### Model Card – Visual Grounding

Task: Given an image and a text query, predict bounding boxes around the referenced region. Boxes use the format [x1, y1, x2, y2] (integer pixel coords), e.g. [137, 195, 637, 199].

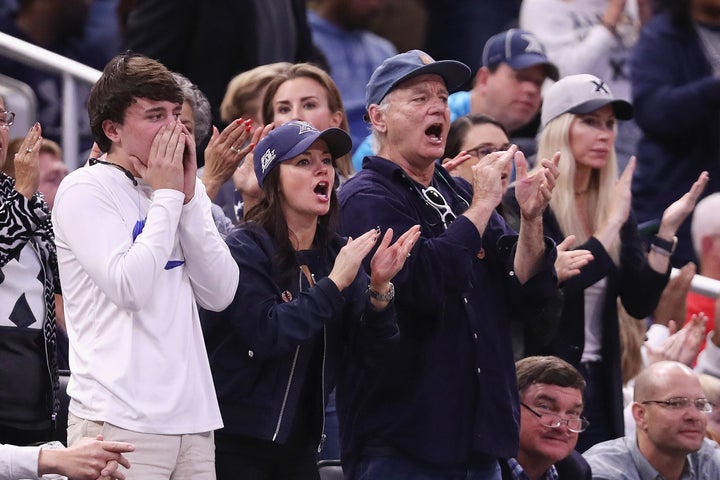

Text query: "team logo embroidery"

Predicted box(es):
[289, 120, 317, 135]
[261, 148, 276, 173]
[591, 79, 609, 94]
[521, 33, 544, 55]
[281, 291, 293, 302]
[419, 53, 434, 65]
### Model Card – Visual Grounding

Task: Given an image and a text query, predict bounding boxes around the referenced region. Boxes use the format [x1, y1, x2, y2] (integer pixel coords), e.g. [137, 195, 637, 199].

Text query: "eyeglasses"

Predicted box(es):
[420, 185, 456, 230]
[0, 111, 15, 128]
[466, 143, 512, 159]
[641, 397, 714, 413]
[521, 402, 590, 433]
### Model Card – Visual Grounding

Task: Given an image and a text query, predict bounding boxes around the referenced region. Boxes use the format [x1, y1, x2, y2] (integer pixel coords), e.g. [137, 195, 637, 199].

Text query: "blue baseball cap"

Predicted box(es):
[482, 29, 559, 81]
[365, 50, 471, 111]
[541, 74, 633, 128]
[254, 120, 352, 187]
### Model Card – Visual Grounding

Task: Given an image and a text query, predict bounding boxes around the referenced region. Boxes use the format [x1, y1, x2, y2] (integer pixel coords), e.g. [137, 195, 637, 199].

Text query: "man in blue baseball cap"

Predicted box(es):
[336, 50, 561, 479]
[351, 29, 558, 168]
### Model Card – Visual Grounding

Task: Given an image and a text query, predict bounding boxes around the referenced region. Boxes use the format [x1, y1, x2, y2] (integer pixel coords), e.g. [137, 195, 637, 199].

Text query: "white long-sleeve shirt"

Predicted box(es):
[52, 164, 239, 434]
[520, 0, 640, 102]
[0, 444, 40, 480]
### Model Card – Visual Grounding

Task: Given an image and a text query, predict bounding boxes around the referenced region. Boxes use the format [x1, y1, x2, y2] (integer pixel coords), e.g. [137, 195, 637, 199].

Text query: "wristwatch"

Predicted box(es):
[368, 282, 395, 302]
[650, 235, 678, 257]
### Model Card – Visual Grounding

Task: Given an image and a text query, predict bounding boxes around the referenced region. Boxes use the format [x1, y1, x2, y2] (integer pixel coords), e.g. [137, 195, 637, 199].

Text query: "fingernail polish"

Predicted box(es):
[236, 119, 244, 125]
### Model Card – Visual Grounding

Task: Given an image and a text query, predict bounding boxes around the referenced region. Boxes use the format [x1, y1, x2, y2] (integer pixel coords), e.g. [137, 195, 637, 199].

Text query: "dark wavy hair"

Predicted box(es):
[244, 166, 339, 286]
[88, 52, 183, 152]
[443, 113, 509, 159]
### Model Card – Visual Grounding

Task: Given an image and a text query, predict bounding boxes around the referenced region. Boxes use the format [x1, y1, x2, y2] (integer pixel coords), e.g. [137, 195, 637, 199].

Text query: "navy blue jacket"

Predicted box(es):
[336, 156, 558, 471]
[200, 223, 398, 447]
[630, 11, 720, 265]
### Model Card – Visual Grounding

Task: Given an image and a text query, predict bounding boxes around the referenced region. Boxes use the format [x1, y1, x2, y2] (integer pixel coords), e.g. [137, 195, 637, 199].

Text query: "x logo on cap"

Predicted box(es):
[592, 80, 609, 93]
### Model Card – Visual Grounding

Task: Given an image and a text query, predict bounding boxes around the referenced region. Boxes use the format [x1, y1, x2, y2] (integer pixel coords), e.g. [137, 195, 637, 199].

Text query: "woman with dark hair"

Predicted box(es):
[201, 120, 419, 479]
[442, 113, 512, 188]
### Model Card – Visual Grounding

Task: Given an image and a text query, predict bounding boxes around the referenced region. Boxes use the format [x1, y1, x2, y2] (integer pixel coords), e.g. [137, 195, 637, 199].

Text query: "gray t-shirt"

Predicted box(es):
[584, 436, 720, 480]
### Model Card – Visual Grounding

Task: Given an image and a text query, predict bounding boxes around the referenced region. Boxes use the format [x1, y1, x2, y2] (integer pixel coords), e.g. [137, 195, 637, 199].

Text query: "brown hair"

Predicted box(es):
[443, 113, 510, 159]
[220, 62, 292, 124]
[261, 63, 354, 179]
[516, 356, 586, 395]
[245, 165, 339, 286]
[88, 52, 183, 152]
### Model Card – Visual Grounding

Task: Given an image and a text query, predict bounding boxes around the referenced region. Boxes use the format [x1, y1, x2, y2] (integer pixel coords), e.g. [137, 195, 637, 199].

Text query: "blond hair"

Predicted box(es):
[220, 62, 292, 124]
[535, 112, 620, 263]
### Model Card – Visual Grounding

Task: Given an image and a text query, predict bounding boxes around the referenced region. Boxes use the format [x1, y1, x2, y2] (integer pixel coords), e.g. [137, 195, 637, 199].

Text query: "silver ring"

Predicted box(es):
[229, 145, 241, 154]
[25, 147, 32, 153]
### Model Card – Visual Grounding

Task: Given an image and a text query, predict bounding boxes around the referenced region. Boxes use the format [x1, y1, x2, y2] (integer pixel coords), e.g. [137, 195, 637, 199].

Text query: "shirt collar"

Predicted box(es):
[629, 436, 696, 480]
[507, 457, 559, 480]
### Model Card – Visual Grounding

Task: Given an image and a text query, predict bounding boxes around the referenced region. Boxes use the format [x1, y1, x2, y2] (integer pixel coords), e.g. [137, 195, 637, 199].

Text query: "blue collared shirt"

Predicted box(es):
[507, 457, 558, 480]
[584, 436, 720, 480]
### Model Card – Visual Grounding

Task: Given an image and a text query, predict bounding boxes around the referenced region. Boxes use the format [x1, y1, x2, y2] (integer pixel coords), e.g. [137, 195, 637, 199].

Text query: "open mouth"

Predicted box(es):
[425, 123, 443, 142]
[314, 181, 329, 200]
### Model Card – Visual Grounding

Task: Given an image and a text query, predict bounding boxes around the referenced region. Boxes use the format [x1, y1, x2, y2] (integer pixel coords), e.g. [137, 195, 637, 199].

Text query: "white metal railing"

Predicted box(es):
[671, 268, 720, 299]
[0, 31, 101, 170]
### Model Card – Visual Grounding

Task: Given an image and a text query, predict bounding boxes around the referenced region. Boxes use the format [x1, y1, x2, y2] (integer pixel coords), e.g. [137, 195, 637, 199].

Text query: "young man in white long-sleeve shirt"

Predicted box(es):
[52, 52, 240, 479]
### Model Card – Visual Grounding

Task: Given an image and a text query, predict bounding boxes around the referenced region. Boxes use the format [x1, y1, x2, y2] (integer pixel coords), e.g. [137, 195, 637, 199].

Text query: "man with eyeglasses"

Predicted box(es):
[502, 356, 591, 480]
[337, 50, 560, 480]
[351, 28, 559, 169]
[584, 361, 720, 479]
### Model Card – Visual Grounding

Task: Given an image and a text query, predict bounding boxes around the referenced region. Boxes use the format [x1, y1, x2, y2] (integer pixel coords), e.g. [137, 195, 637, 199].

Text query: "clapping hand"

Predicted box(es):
[202, 118, 254, 200]
[514, 150, 560, 221]
[554, 235, 594, 283]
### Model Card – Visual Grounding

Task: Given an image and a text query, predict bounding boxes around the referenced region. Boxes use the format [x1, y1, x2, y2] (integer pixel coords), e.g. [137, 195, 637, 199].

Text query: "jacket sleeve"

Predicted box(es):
[0, 444, 40, 480]
[339, 184, 484, 318]
[630, 16, 720, 138]
[0, 184, 47, 268]
[208, 229, 349, 358]
[177, 180, 239, 311]
[341, 268, 400, 368]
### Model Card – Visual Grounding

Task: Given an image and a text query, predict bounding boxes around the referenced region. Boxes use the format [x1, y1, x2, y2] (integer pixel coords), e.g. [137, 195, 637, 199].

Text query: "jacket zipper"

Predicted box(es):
[273, 345, 299, 441]
[317, 324, 327, 453]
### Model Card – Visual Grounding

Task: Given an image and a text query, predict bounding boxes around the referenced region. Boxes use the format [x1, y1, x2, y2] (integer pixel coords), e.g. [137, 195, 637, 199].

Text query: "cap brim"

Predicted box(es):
[506, 54, 559, 81]
[390, 60, 471, 96]
[570, 98, 634, 120]
[283, 127, 352, 162]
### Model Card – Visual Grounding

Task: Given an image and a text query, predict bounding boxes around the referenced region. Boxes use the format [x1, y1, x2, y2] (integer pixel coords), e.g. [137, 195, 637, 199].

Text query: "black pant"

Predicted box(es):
[0, 424, 52, 446]
[215, 433, 320, 480]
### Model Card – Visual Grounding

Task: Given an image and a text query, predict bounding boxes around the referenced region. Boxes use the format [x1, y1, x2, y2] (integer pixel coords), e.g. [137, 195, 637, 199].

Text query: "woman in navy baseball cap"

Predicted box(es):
[202, 120, 420, 479]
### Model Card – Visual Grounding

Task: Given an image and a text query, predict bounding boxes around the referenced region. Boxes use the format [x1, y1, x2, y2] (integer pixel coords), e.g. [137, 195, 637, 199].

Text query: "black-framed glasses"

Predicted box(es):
[0, 110, 15, 128]
[641, 397, 714, 413]
[521, 402, 590, 433]
[466, 143, 512, 159]
[420, 185, 456, 230]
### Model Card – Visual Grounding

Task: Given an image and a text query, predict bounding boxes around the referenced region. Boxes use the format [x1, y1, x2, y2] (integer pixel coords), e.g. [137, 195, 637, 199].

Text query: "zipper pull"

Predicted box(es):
[317, 433, 327, 453]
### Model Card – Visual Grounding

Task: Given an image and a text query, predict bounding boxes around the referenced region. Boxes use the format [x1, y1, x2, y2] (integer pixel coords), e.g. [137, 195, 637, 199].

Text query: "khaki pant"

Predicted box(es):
[67, 412, 216, 480]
